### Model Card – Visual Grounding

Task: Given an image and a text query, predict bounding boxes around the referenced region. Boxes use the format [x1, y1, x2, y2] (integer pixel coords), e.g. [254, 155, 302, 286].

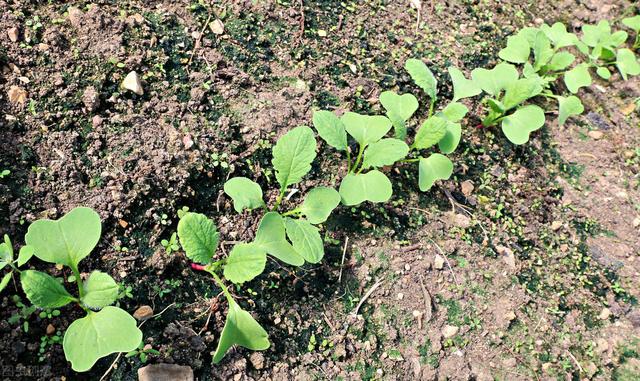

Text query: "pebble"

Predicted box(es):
[633, 217, 640, 228]
[461, 180, 474, 196]
[46, 324, 55, 335]
[7, 27, 20, 42]
[442, 325, 459, 338]
[122, 71, 144, 95]
[598, 307, 611, 320]
[249, 352, 265, 370]
[397, 293, 404, 300]
[133, 305, 154, 321]
[551, 221, 562, 231]
[138, 364, 194, 381]
[588, 130, 604, 140]
[434, 255, 445, 270]
[210, 19, 224, 35]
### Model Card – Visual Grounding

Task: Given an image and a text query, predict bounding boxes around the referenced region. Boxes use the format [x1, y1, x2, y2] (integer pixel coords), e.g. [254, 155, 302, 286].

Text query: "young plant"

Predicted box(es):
[0, 235, 34, 292]
[15, 207, 142, 372]
[623, 15, 640, 49]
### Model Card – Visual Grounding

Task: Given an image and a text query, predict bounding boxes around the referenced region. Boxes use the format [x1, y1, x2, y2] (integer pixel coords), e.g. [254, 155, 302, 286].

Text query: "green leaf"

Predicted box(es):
[177, 212, 219, 265]
[622, 15, 640, 33]
[616, 48, 640, 80]
[21, 270, 75, 308]
[502, 78, 543, 110]
[223, 243, 267, 284]
[582, 20, 611, 47]
[440, 102, 468, 122]
[413, 116, 447, 149]
[25, 207, 101, 268]
[341, 112, 392, 147]
[0, 235, 13, 266]
[63, 306, 142, 372]
[558, 96, 584, 126]
[362, 138, 409, 169]
[405, 58, 437, 100]
[254, 212, 304, 266]
[546, 52, 575, 71]
[81, 271, 119, 309]
[272, 126, 317, 189]
[605, 31, 629, 48]
[471, 63, 519, 96]
[540, 22, 577, 48]
[379, 91, 419, 140]
[17, 245, 34, 267]
[596, 66, 612, 79]
[501, 105, 546, 145]
[418, 154, 453, 192]
[224, 177, 264, 213]
[284, 218, 324, 263]
[212, 300, 269, 364]
[448, 66, 481, 101]
[299, 187, 341, 224]
[0, 272, 11, 293]
[438, 122, 462, 154]
[532, 32, 554, 70]
[564, 64, 592, 93]
[339, 170, 392, 206]
[499, 34, 530, 63]
[312, 110, 347, 150]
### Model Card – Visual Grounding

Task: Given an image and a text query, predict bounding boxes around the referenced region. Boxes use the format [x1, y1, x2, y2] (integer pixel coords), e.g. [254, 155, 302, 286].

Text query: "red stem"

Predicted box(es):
[190, 263, 206, 271]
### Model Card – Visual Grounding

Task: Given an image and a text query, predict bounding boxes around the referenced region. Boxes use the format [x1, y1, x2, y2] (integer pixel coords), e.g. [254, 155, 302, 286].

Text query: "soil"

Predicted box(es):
[1, 0, 639, 380]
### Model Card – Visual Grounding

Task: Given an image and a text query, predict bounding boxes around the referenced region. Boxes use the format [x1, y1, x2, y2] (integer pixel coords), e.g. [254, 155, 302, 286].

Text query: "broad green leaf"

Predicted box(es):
[177, 212, 219, 264]
[284, 218, 323, 263]
[254, 212, 304, 266]
[25, 207, 101, 268]
[272, 126, 317, 189]
[81, 271, 118, 309]
[582, 20, 611, 47]
[223, 243, 267, 284]
[0, 235, 13, 266]
[502, 78, 543, 110]
[17, 245, 34, 267]
[438, 122, 462, 154]
[418, 154, 453, 192]
[616, 48, 640, 80]
[501, 105, 546, 145]
[413, 116, 447, 149]
[440, 102, 468, 122]
[564, 64, 592, 93]
[405, 58, 437, 100]
[499, 34, 530, 63]
[312, 110, 347, 151]
[558, 96, 584, 126]
[622, 15, 640, 33]
[21, 270, 75, 308]
[546, 52, 575, 71]
[533, 32, 554, 70]
[299, 187, 341, 224]
[517, 27, 542, 46]
[379, 91, 418, 140]
[596, 66, 612, 79]
[471, 63, 519, 96]
[341, 112, 392, 147]
[212, 300, 269, 364]
[0, 272, 11, 293]
[604, 31, 629, 49]
[540, 22, 577, 48]
[339, 170, 392, 206]
[64, 306, 142, 372]
[224, 177, 264, 213]
[448, 66, 481, 101]
[362, 138, 409, 169]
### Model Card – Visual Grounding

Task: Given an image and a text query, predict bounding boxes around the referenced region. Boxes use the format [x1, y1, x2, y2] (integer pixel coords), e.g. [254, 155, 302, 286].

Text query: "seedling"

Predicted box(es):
[125, 342, 161, 364]
[16, 207, 142, 372]
[0, 169, 9, 178]
[161, 232, 180, 254]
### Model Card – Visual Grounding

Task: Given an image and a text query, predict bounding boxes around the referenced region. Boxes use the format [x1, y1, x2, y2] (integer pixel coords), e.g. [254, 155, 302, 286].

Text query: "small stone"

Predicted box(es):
[442, 325, 459, 338]
[133, 305, 154, 321]
[138, 364, 194, 381]
[461, 180, 474, 196]
[183, 134, 194, 149]
[82, 86, 100, 112]
[633, 217, 640, 228]
[8, 85, 27, 105]
[122, 71, 144, 95]
[46, 324, 55, 335]
[249, 352, 265, 370]
[598, 307, 611, 320]
[92, 115, 103, 128]
[596, 338, 609, 353]
[504, 311, 516, 321]
[397, 293, 404, 300]
[588, 130, 604, 140]
[7, 27, 20, 42]
[209, 19, 224, 35]
[68, 7, 84, 28]
[503, 357, 517, 367]
[317, 29, 327, 37]
[404, 264, 411, 271]
[534, 18, 544, 25]
[496, 245, 516, 270]
[550, 221, 562, 231]
[412, 310, 422, 318]
[434, 255, 445, 270]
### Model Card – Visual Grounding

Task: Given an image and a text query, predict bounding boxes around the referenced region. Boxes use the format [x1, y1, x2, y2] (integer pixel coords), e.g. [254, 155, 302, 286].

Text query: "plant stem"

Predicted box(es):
[346, 147, 351, 172]
[273, 188, 286, 211]
[351, 144, 365, 174]
[209, 270, 233, 304]
[428, 99, 435, 118]
[70, 263, 84, 299]
[282, 208, 301, 217]
[400, 158, 420, 163]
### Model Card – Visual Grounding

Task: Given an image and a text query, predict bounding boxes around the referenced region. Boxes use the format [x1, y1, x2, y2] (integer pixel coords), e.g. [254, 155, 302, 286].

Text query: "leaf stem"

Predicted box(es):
[346, 147, 351, 173]
[281, 208, 301, 217]
[351, 144, 365, 174]
[209, 270, 233, 304]
[399, 158, 420, 163]
[70, 263, 85, 299]
[273, 188, 286, 211]
[428, 98, 436, 118]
